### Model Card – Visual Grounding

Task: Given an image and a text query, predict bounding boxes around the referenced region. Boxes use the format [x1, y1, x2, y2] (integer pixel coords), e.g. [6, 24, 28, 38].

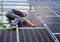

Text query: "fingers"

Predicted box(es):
[31, 24, 36, 27]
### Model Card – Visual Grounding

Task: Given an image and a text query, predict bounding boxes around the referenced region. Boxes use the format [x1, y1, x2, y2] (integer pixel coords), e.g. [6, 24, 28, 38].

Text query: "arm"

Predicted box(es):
[22, 17, 36, 27]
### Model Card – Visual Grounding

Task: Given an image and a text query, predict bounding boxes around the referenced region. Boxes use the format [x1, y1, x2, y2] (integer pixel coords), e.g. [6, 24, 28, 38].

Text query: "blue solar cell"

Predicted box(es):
[0, 30, 5, 42]
[19, 29, 24, 42]
[12, 30, 17, 42]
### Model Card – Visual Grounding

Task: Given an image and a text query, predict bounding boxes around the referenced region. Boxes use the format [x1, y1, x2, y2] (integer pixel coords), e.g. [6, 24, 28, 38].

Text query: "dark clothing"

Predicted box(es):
[13, 10, 24, 17]
[6, 9, 24, 27]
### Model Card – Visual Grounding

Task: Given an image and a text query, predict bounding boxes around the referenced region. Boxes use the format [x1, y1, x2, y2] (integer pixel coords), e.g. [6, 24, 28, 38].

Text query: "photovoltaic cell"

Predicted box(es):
[19, 29, 55, 42]
[0, 29, 17, 42]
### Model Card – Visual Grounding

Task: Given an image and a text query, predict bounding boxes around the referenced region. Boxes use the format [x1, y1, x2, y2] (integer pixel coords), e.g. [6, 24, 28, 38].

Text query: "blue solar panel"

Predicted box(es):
[19, 29, 55, 42]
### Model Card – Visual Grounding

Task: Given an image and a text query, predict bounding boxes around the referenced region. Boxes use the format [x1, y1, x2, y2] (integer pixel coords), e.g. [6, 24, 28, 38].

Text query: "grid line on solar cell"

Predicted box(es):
[37, 29, 44, 42]
[0, 30, 5, 42]
[32, 29, 38, 42]
[28, 29, 37, 42]
[27, 29, 32, 42]
[22, 29, 26, 42]
[34, 29, 44, 42]
[4, 30, 7, 42]
[23, 29, 32, 42]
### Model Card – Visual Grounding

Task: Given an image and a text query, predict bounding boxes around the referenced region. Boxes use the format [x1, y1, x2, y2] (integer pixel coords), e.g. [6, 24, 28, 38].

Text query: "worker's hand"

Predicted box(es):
[31, 24, 36, 27]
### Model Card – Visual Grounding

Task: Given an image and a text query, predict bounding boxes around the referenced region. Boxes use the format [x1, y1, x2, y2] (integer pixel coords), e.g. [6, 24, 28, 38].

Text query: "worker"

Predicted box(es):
[5, 9, 36, 28]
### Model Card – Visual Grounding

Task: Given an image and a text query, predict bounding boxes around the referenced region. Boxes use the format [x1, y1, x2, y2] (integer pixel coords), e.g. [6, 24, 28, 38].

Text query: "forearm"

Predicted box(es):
[22, 17, 36, 27]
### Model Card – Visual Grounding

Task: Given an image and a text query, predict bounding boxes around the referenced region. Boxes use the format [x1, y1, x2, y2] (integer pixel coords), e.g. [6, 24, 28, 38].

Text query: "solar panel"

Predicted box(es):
[0, 29, 17, 42]
[19, 29, 55, 42]
[29, 0, 58, 17]
[29, 0, 60, 42]
[47, 24, 60, 33]
[55, 34, 60, 41]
